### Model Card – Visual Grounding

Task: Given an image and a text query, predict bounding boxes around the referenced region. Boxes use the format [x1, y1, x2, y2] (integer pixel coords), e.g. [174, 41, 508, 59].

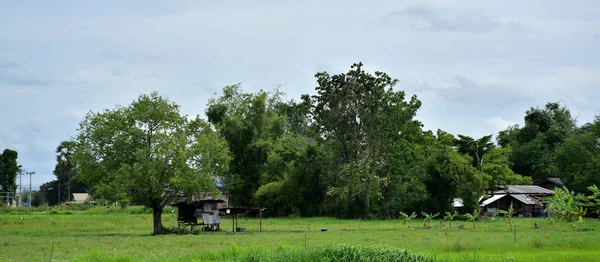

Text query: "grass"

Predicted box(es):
[1, 206, 599, 261]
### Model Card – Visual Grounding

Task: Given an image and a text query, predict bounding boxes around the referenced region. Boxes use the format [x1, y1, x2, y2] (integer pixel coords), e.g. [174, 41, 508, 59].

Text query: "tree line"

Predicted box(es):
[7, 62, 598, 234]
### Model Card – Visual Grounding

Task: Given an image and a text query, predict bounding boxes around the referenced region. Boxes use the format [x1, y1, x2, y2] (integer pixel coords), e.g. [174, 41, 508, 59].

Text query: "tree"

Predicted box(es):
[498, 102, 576, 181]
[454, 134, 495, 173]
[543, 186, 589, 222]
[399, 211, 417, 228]
[206, 84, 286, 207]
[496, 203, 515, 230]
[421, 212, 439, 228]
[54, 141, 77, 202]
[75, 92, 230, 235]
[463, 209, 480, 229]
[555, 116, 600, 193]
[444, 211, 458, 229]
[307, 62, 422, 218]
[0, 149, 19, 196]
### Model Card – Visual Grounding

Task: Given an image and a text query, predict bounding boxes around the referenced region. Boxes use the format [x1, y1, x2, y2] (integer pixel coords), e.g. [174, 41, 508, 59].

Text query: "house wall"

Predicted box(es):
[484, 196, 540, 217]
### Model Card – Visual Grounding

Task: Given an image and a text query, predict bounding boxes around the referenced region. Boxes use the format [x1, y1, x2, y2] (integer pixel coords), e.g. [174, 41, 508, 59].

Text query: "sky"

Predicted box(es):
[1, 0, 599, 189]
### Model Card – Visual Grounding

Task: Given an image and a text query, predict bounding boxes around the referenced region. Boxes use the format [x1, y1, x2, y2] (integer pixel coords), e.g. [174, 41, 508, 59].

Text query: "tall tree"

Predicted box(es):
[454, 135, 495, 173]
[0, 149, 19, 196]
[205, 84, 286, 207]
[306, 62, 422, 218]
[498, 102, 576, 181]
[75, 92, 230, 235]
[556, 115, 600, 193]
[54, 141, 77, 201]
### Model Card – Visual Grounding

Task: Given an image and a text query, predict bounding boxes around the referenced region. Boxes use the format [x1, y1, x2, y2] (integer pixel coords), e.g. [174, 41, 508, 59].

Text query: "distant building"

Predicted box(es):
[65, 193, 97, 205]
[537, 177, 563, 191]
[480, 185, 554, 217]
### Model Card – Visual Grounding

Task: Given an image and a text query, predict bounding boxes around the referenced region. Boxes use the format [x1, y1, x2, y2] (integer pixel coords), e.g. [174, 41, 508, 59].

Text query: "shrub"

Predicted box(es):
[234, 245, 436, 262]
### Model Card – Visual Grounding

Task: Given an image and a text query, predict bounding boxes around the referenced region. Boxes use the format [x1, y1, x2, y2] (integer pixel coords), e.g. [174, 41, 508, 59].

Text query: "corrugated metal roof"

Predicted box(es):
[72, 193, 89, 202]
[511, 194, 541, 206]
[480, 194, 507, 207]
[453, 198, 463, 208]
[507, 185, 554, 194]
[546, 178, 564, 186]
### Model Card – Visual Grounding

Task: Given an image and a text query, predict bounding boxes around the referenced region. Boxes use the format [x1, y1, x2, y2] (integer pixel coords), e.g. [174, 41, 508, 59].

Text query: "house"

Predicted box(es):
[480, 185, 554, 217]
[537, 177, 563, 191]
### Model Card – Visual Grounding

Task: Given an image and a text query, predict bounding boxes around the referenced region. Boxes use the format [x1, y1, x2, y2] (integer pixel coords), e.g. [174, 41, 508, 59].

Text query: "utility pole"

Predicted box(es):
[18, 170, 22, 207]
[26, 171, 35, 209]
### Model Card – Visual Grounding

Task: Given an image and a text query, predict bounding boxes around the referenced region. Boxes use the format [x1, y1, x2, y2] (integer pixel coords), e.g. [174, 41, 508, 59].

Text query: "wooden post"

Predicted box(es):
[259, 209, 263, 232]
[232, 209, 235, 232]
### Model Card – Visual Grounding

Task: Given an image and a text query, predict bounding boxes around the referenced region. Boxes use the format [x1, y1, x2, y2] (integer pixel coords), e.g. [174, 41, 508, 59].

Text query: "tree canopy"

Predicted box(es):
[75, 92, 231, 234]
[54, 62, 599, 225]
[0, 149, 20, 195]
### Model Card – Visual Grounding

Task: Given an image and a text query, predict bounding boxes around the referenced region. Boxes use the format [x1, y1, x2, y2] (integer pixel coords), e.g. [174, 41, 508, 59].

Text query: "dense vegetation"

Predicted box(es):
[203, 63, 599, 218]
[3, 62, 600, 222]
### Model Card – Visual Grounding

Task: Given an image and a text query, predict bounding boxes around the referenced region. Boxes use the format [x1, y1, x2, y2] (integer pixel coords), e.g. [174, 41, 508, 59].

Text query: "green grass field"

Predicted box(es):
[1, 206, 599, 261]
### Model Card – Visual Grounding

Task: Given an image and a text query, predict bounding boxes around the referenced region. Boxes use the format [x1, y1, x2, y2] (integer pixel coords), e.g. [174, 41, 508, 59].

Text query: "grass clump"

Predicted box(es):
[235, 245, 436, 262]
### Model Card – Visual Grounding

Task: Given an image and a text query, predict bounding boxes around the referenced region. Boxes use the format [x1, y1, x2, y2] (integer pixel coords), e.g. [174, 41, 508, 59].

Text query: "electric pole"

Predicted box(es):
[26, 171, 35, 209]
[18, 170, 22, 207]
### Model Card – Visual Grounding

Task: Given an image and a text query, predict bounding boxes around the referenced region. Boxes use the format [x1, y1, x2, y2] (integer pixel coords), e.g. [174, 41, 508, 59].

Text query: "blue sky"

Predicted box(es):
[1, 0, 599, 188]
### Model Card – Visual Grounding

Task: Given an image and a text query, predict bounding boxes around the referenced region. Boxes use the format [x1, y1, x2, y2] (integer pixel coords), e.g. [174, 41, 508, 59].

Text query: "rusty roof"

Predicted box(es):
[506, 185, 554, 194]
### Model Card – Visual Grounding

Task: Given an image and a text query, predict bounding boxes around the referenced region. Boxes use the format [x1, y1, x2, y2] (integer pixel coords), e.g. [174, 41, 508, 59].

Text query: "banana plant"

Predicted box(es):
[399, 211, 417, 228]
[496, 203, 515, 230]
[574, 206, 587, 231]
[463, 209, 479, 229]
[421, 212, 440, 228]
[444, 211, 458, 229]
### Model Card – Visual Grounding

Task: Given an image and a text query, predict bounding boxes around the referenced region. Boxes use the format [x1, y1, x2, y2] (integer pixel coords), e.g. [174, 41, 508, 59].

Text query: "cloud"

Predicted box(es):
[485, 117, 516, 131]
[101, 52, 166, 63]
[430, 75, 529, 106]
[111, 66, 129, 78]
[0, 61, 20, 69]
[0, 71, 63, 86]
[385, 5, 532, 34]
[386, 5, 501, 33]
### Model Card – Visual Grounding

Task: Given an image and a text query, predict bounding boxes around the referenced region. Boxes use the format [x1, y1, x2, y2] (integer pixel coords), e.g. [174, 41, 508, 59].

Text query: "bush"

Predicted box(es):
[234, 245, 436, 262]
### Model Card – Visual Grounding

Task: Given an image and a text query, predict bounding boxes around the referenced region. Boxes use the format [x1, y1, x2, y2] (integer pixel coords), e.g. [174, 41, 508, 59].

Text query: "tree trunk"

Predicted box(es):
[151, 201, 164, 235]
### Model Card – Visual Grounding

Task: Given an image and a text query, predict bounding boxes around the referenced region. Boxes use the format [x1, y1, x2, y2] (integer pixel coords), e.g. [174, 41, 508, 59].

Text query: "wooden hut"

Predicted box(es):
[480, 185, 554, 217]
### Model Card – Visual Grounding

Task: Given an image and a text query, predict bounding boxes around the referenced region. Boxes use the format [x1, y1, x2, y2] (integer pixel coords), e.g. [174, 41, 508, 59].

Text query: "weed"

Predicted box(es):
[532, 239, 543, 249]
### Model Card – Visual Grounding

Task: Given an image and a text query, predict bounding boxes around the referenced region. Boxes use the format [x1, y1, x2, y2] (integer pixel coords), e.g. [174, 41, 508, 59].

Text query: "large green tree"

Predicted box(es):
[0, 149, 19, 196]
[556, 115, 600, 193]
[205, 84, 286, 207]
[75, 92, 230, 235]
[54, 141, 77, 202]
[498, 102, 576, 181]
[306, 62, 423, 218]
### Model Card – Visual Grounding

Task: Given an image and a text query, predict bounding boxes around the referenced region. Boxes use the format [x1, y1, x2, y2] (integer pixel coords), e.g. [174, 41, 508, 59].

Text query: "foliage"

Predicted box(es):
[75, 91, 230, 235]
[588, 185, 600, 216]
[463, 209, 480, 229]
[444, 211, 458, 229]
[496, 203, 515, 230]
[0, 149, 19, 194]
[308, 62, 422, 218]
[498, 102, 576, 181]
[235, 245, 437, 262]
[206, 84, 286, 207]
[543, 187, 590, 222]
[421, 212, 439, 228]
[555, 116, 600, 193]
[399, 211, 417, 228]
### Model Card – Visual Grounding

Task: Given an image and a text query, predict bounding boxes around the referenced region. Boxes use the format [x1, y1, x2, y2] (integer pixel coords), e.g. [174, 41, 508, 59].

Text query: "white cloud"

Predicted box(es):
[485, 117, 517, 131]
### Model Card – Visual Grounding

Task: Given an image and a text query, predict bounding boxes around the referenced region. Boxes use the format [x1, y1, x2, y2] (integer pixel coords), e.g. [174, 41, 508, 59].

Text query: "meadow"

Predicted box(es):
[1, 206, 599, 261]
